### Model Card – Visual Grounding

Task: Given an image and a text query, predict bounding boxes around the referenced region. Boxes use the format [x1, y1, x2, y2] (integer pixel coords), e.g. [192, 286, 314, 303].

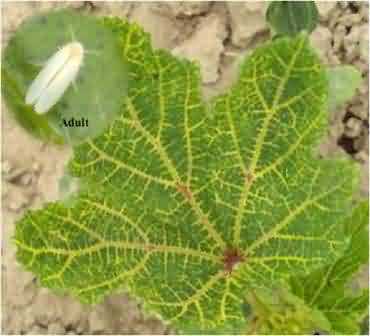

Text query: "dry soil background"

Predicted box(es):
[1, 1, 369, 334]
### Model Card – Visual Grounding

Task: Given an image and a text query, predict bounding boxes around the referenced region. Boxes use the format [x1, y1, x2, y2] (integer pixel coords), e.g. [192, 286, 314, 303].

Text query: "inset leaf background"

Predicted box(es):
[14, 19, 360, 333]
[2, 10, 128, 144]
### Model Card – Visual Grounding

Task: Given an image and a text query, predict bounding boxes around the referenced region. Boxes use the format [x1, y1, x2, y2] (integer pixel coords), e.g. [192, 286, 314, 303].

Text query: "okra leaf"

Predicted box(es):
[266, 1, 319, 36]
[243, 285, 332, 335]
[14, 19, 359, 333]
[290, 201, 369, 334]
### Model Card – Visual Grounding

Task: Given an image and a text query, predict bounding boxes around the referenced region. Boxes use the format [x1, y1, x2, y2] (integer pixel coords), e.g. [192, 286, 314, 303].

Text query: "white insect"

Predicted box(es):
[25, 41, 84, 114]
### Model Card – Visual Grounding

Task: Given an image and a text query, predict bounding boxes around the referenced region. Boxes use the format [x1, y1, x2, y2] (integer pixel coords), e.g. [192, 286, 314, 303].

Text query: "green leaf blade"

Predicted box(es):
[14, 20, 360, 333]
[209, 35, 357, 281]
[244, 285, 332, 335]
[266, 1, 319, 37]
[290, 201, 369, 334]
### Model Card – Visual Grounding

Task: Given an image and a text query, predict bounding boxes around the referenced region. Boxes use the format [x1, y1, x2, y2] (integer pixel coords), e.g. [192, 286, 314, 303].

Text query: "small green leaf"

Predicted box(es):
[361, 314, 369, 335]
[327, 65, 362, 111]
[325, 291, 369, 335]
[290, 201, 369, 334]
[2, 10, 128, 144]
[14, 19, 359, 333]
[266, 1, 319, 36]
[244, 285, 332, 335]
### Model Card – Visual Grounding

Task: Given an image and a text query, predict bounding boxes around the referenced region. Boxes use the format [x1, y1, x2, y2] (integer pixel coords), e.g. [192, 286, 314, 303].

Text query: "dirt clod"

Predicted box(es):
[227, 2, 268, 48]
[345, 117, 363, 138]
[172, 13, 227, 83]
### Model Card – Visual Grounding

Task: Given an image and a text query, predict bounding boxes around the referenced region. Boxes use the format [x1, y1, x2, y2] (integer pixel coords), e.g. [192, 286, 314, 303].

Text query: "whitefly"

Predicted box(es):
[25, 41, 84, 114]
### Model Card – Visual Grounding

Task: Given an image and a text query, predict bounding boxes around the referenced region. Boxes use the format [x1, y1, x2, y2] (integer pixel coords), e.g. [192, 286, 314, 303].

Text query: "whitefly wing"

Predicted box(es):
[34, 48, 82, 114]
[25, 46, 70, 106]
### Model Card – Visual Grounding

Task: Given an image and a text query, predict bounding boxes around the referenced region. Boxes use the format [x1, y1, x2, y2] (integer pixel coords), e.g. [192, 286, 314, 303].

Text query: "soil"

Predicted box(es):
[2, 1, 369, 334]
